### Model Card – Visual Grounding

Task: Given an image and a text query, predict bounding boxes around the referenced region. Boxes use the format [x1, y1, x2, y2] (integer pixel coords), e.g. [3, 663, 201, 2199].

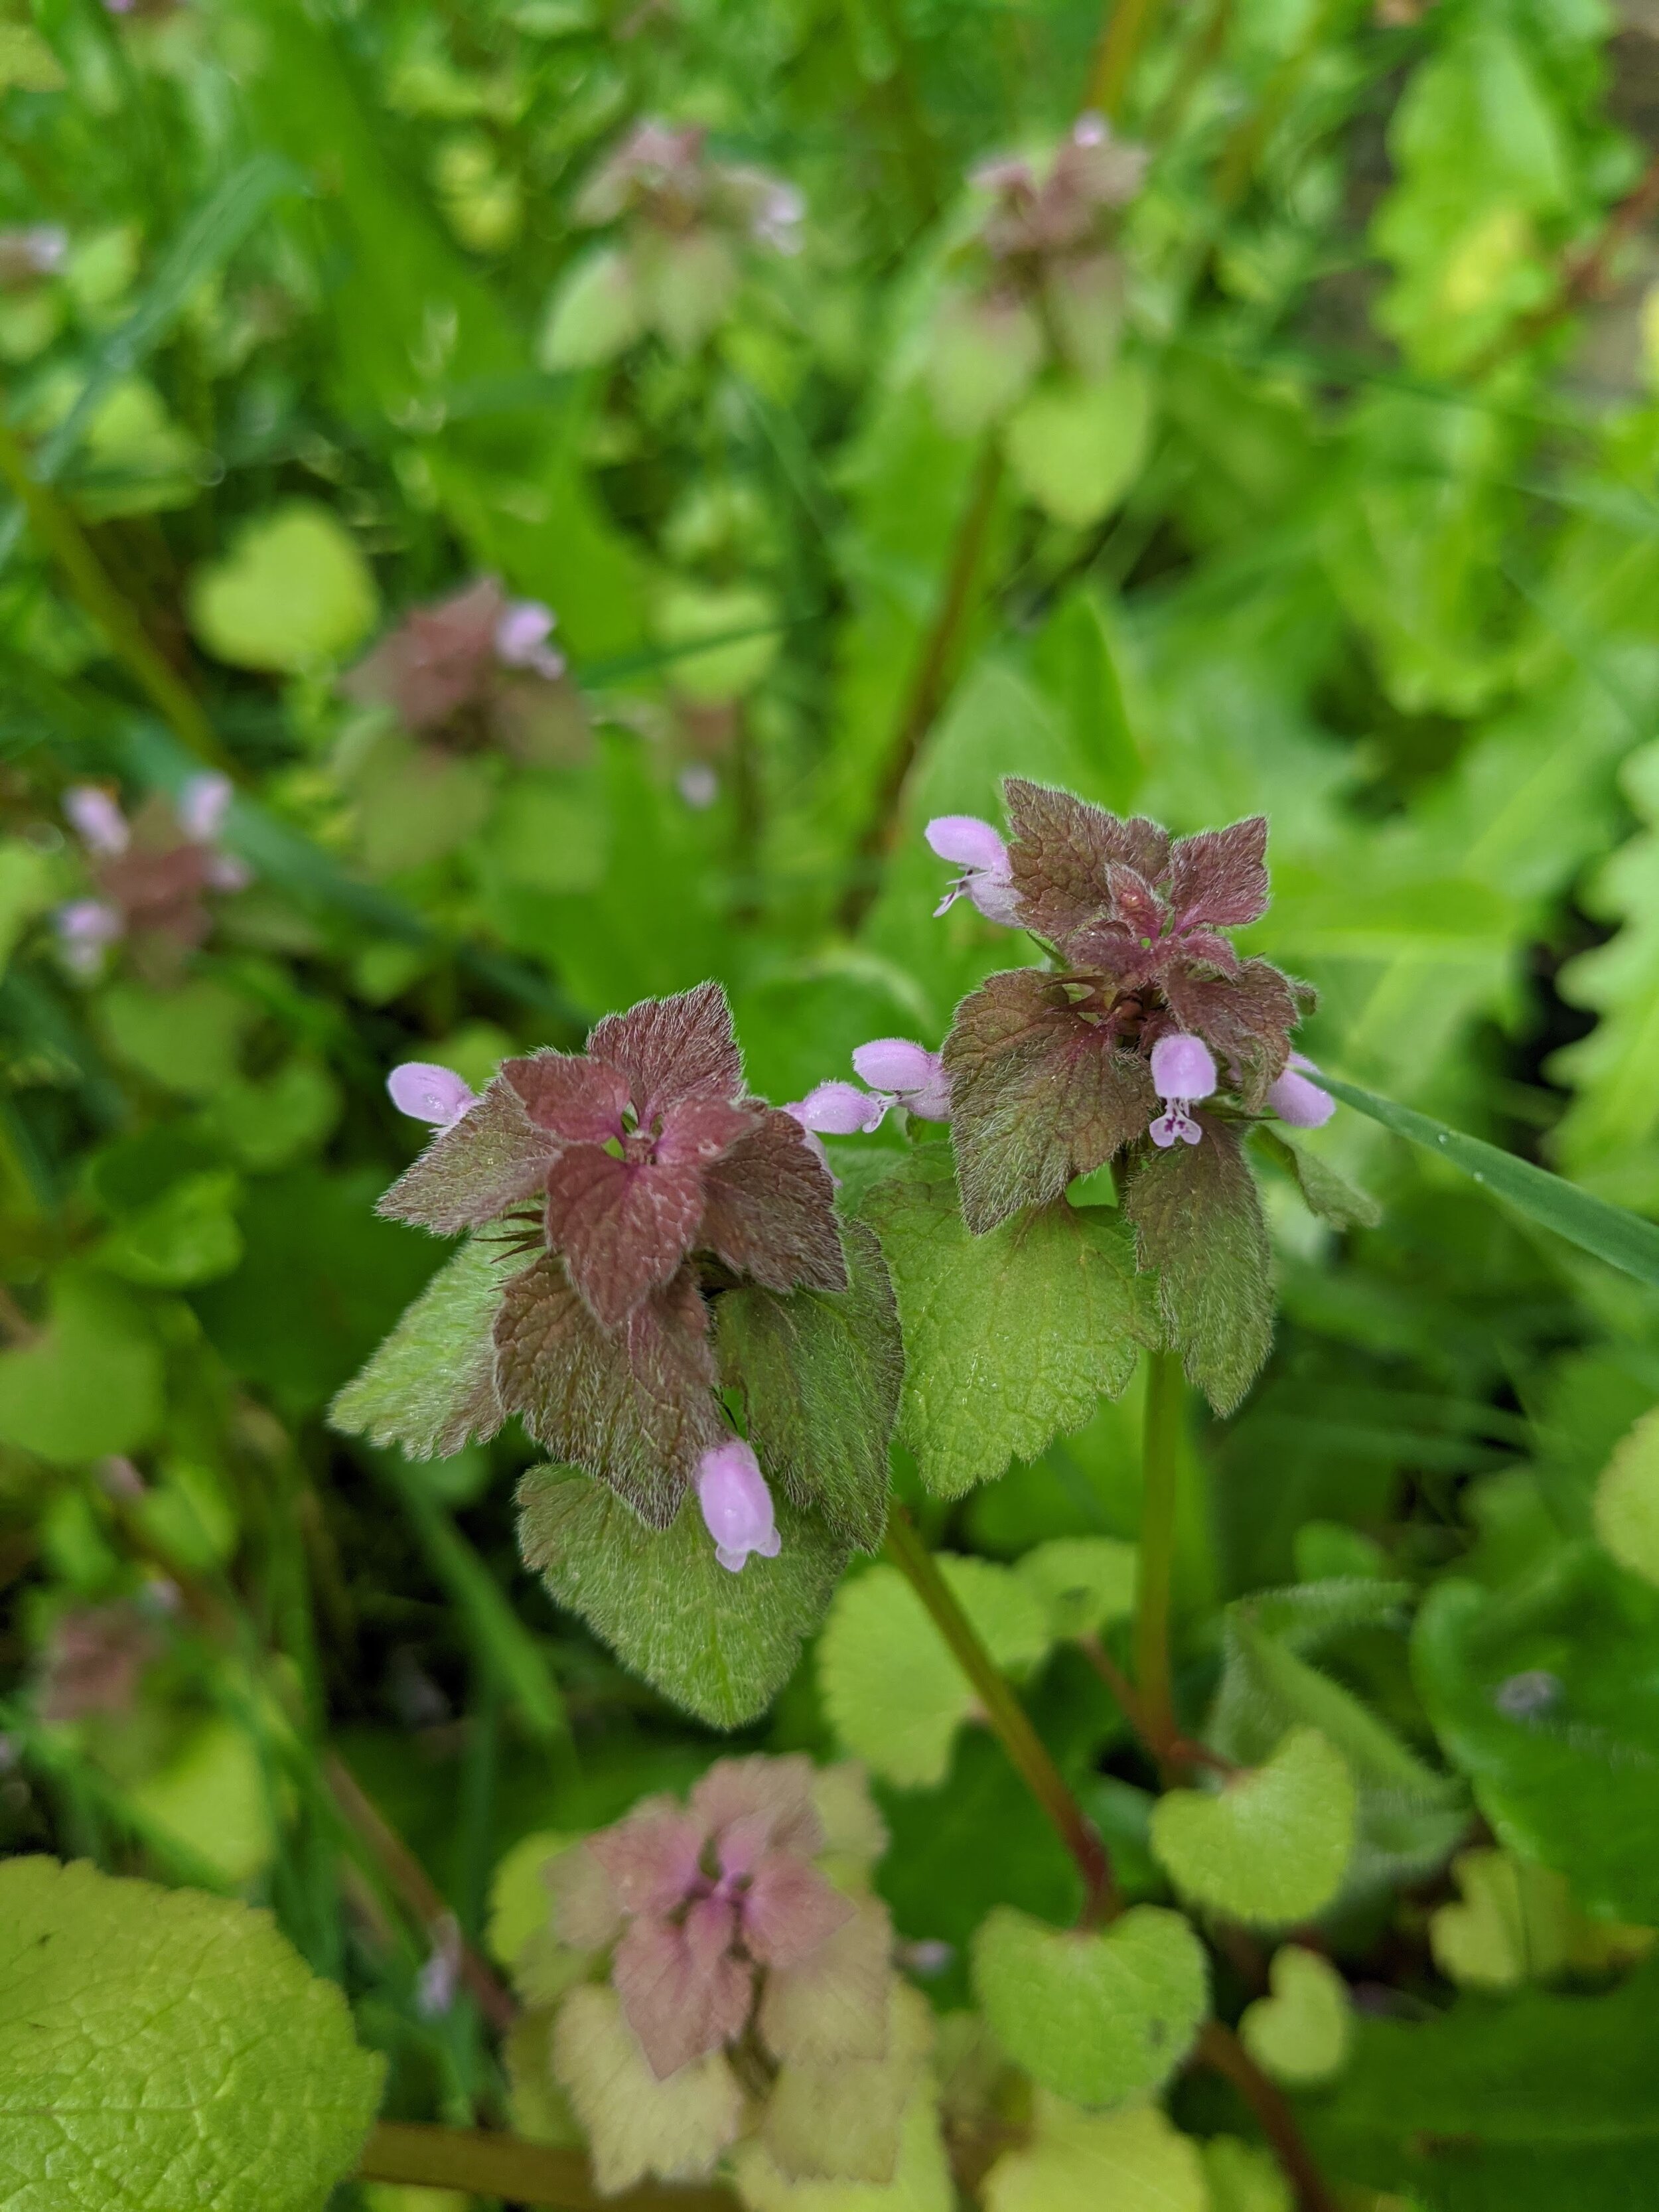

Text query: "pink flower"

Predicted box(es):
[1149, 1031, 1216, 1149]
[788, 1079, 887, 1138]
[388, 1061, 478, 1128]
[64, 785, 129, 857]
[494, 597, 566, 682]
[54, 898, 125, 976]
[1268, 1051, 1335, 1129]
[177, 773, 233, 844]
[696, 1438, 781, 1573]
[850, 1038, 951, 1122]
[925, 814, 1022, 924]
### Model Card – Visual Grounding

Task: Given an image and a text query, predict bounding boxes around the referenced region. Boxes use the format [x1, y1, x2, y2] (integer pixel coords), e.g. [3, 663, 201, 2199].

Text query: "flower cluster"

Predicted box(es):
[924, 115, 1145, 434]
[542, 121, 802, 368]
[381, 984, 847, 1540]
[514, 1754, 914, 2195]
[342, 575, 573, 760]
[54, 774, 249, 981]
[788, 1039, 951, 1166]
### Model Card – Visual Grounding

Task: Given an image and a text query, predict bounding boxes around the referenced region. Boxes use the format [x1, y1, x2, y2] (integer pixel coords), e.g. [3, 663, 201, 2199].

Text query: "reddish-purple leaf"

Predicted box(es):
[506, 1050, 630, 1143]
[1166, 815, 1269, 930]
[1123, 1114, 1272, 1414]
[943, 968, 1156, 1232]
[544, 1147, 707, 1326]
[1159, 957, 1302, 1107]
[698, 1109, 848, 1295]
[612, 1899, 754, 2079]
[492, 1257, 722, 1525]
[656, 1098, 761, 1166]
[589, 1805, 709, 1915]
[378, 1074, 558, 1234]
[1003, 778, 1169, 941]
[692, 1754, 822, 1858]
[739, 1852, 854, 1970]
[587, 982, 744, 1124]
[1102, 861, 1165, 942]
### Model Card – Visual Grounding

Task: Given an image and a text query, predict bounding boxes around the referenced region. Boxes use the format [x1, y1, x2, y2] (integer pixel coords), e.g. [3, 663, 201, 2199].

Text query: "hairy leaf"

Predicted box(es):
[0, 1857, 382, 2212]
[1003, 778, 1169, 942]
[717, 1218, 901, 1550]
[551, 1983, 743, 2194]
[699, 1108, 849, 1295]
[1150, 1727, 1356, 1927]
[329, 1236, 514, 1457]
[1253, 1125, 1382, 1232]
[861, 1153, 1150, 1497]
[1238, 1946, 1354, 2087]
[1015, 1535, 1138, 1640]
[518, 1464, 847, 1728]
[984, 2097, 1207, 2212]
[1123, 1118, 1273, 1415]
[1593, 1406, 1659, 1588]
[761, 1980, 932, 2185]
[379, 1074, 555, 1236]
[587, 980, 745, 1124]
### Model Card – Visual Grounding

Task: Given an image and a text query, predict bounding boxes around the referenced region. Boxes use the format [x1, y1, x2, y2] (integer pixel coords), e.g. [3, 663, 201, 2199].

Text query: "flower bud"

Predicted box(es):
[695, 1439, 781, 1573]
[1267, 1053, 1335, 1129]
[1150, 1032, 1217, 1102]
[64, 785, 129, 857]
[388, 1062, 478, 1128]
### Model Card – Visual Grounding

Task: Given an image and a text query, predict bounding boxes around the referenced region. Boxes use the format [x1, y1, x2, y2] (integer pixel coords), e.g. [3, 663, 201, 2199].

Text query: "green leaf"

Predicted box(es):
[1123, 1120, 1273, 1416]
[0, 23, 66, 92]
[0, 840, 60, 976]
[188, 502, 379, 672]
[96, 1168, 244, 1288]
[1201, 2136, 1292, 2212]
[517, 1463, 847, 1729]
[1252, 1125, 1382, 1233]
[0, 1857, 382, 2211]
[983, 2097, 1207, 2212]
[330, 1238, 511, 1461]
[536, 245, 644, 370]
[717, 1218, 901, 1552]
[0, 1268, 162, 1463]
[121, 1717, 275, 1888]
[1004, 363, 1152, 530]
[760, 1978, 932, 2187]
[818, 1556, 1050, 1787]
[1149, 1728, 1356, 1928]
[1425, 1846, 1652, 1992]
[733, 2079, 953, 2211]
[1015, 1535, 1138, 1640]
[1413, 1545, 1659, 1923]
[859, 1154, 1150, 1499]
[1315, 1072, 1659, 1290]
[486, 1830, 571, 1970]
[1304, 1963, 1659, 2210]
[1593, 1406, 1659, 1588]
[1238, 1945, 1354, 2086]
[98, 977, 253, 1099]
[970, 1904, 1209, 2109]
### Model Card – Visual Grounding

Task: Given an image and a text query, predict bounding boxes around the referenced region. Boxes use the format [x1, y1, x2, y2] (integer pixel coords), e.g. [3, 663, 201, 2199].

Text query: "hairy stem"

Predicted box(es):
[1132, 1347, 1184, 1761]
[356, 2121, 739, 2210]
[1196, 2020, 1340, 2212]
[0, 419, 230, 771]
[838, 437, 1005, 930]
[1086, 0, 1167, 119]
[884, 1507, 1118, 1924]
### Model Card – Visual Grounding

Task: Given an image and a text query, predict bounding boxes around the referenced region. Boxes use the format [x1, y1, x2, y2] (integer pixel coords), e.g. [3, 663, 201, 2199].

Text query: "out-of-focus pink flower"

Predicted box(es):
[388, 1062, 478, 1128]
[851, 1038, 951, 1122]
[695, 1438, 781, 1574]
[494, 597, 566, 682]
[54, 898, 125, 976]
[177, 773, 233, 844]
[677, 763, 719, 810]
[926, 814, 1022, 924]
[1149, 1031, 1216, 1149]
[64, 785, 129, 857]
[1268, 1051, 1336, 1129]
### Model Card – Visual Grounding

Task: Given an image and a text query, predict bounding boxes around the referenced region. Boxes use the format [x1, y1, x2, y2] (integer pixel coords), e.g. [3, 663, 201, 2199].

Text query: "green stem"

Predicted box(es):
[356, 2121, 739, 2209]
[0, 419, 230, 771]
[1132, 1347, 1184, 1761]
[1086, 0, 1168, 119]
[884, 1507, 1118, 1925]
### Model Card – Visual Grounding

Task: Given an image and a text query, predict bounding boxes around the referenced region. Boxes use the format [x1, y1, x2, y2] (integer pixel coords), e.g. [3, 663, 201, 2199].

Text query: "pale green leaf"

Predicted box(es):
[761, 1980, 932, 2186]
[121, 1717, 275, 1887]
[818, 1556, 1050, 1787]
[485, 1830, 570, 1969]
[860, 1155, 1150, 1499]
[1005, 363, 1151, 530]
[1427, 1848, 1654, 1993]
[0, 1856, 382, 2211]
[1202, 2136, 1293, 2212]
[1150, 1728, 1356, 1927]
[550, 1983, 743, 2193]
[1015, 1535, 1138, 1639]
[982, 2094, 1207, 2212]
[329, 1238, 512, 1461]
[537, 245, 644, 369]
[188, 502, 379, 672]
[1252, 1126, 1382, 1233]
[732, 2085, 953, 2212]
[1238, 1945, 1354, 2086]
[1593, 1406, 1659, 1587]
[98, 977, 253, 1099]
[971, 1904, 1209, 2109]
[0, 1268, 162, 1463]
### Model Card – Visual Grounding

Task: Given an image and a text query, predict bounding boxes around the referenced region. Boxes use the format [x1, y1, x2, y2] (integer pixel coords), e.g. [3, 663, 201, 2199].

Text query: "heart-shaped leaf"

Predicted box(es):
[983, 2096, 1206, 2212]
[1150, 1727, 1355, 1927]
[971, 1903, 1208, 2108]
[188, 501, 378, 672]
[1238, 1944, 1353, 2086]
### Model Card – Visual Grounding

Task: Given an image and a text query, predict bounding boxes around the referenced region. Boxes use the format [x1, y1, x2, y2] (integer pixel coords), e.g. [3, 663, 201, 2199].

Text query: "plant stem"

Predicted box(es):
[883, 1507, 1118, 1924]
[356, 2121, 739, 2210]
[0, 419, 231, 771]
[1196, 2020, 1340, 2212]
[1132, 1347, 1184, 1761]
[1086, 0, 1167, 119]
[837, 437, 1005, 931]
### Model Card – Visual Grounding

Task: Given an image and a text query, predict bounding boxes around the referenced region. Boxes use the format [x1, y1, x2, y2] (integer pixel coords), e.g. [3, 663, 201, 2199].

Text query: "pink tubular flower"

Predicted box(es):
[494, 597, 566, 682]
[1268, 1051, 1335, 1130]
[696, 1438, 781, 1574]
[1149, 1031, 1216, 1149]
[64, 785, 129, 857]
[388, 1061, 479, 1128]
[788, 1080, 887, 1138]
[54, 898, 125, 976]
[925, 815, 1022, 924]
[850, 1038, 951, 1122]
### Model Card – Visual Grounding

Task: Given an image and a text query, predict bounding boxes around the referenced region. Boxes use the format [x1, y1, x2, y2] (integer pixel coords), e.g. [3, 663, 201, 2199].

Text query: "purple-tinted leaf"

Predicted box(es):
[548, 1840, 626, 1951]
[757, 1895, 895, 2067]
[691, 1755, 822, 1858]
[506, 1050, 630, 1143]
[493, 1257, 722, 1525]
[587, 982, 744, 1124]
[1102, 861, 1165, 941]
[699, 1109, 848, 1294]
[1123, 1114, 1272, 1414]
[944, 968, 1156, 1232]
[1003, 778, 1169, 941]
[378, 1074, 557, 1234]
[740, 1852, 853, 1970]
[1166, 816, 1269, 930]
[656, 1098, 760, 1167]
[613, 1900, 754, 2079]
[589, 1805, 708, 1915]
[1159, 957, 1303, 1108]
[544, 1147, 707, 1327]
